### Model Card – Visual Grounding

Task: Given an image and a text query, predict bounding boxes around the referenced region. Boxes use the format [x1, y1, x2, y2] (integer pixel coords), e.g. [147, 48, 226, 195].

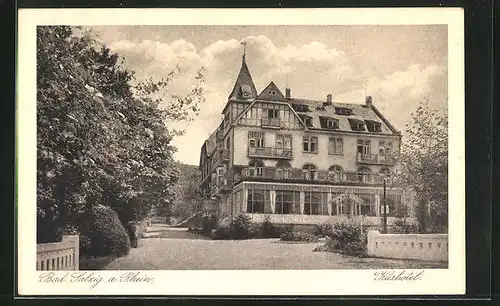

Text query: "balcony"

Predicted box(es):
[237, 167, 384, 185]
[260, 117, 282, 128]
[357, 153, 397, 166]
[248, 146, 293, 159]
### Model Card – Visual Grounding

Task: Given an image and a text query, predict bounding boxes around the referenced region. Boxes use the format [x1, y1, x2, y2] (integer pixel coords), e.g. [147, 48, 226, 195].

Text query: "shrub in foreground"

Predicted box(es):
[201, 214, 219, 234]
[280, 231, 319, 242]
[230, 214, 251, 239]
[211, 225, 232, 240]
[330, 220, 366, 248]
[84, 205, 131, 258]
[391, 219, 419, 234]
[315, 220, 368, 257]
[259, 217, 281, 238]
[313, 222, 334, 238]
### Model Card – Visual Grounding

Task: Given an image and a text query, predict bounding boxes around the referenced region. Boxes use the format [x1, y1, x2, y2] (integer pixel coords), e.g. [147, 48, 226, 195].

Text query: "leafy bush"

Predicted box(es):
[329, 220, 366, 248]
[230, 214, 251, 239]
[391, 219, 419, 234]
[211, 225, 232, 240]
[83, 205, 131, 257]
[314, 221, 368, 257]
[313, 222, 334, 238]
[319, 237, 367, 257]
[201, 214, 219, 234]
[280, 231, 319, 242]
[260, 217, 281, 238]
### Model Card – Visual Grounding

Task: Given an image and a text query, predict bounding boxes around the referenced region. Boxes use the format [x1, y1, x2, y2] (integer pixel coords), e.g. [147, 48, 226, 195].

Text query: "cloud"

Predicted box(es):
[103, 34, 446, 165]
[336, 64, 447, 132]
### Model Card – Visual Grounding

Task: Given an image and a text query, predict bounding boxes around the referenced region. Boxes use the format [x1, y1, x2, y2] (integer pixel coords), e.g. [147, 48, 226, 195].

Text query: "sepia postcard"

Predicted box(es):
[17, 8, 465, 296]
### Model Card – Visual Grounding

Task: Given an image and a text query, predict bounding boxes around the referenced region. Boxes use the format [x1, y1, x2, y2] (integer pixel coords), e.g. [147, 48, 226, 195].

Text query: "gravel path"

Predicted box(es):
[104, 224, 447, 270]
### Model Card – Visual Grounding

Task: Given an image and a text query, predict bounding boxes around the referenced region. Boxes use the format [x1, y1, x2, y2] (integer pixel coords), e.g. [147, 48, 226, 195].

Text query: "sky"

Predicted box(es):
[88, 25, 448, 166]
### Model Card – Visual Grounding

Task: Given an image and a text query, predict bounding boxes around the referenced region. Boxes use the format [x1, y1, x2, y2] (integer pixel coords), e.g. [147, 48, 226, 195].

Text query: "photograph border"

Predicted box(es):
[10, 1, 492, 294]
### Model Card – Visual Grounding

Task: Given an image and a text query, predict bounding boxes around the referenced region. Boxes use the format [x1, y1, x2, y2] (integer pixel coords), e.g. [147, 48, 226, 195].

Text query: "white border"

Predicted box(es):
[17, 8, 465, 296]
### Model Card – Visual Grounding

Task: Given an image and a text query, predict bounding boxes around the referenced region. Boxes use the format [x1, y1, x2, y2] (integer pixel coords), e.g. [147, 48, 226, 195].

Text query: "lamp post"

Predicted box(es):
[383, 175, 388, 234]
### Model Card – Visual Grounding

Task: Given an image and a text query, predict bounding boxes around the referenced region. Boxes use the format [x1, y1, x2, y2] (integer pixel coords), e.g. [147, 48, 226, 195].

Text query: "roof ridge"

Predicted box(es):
[228, 57, 258, 100]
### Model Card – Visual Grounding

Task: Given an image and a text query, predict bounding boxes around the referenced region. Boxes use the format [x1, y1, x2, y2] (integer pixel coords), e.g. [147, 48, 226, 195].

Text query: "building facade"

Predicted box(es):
[199, 55, 405, 225]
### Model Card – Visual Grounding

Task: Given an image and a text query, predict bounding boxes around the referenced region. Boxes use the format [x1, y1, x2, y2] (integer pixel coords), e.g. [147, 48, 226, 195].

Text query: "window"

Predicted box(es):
[275, 160, 292, 180]
[366, 120, 382, 132]
[292, 104, 310, 112]
[357, 139, 371, 155]
[267, 109, 280, 118]
[247, 189, 265, 213]
[249, 132, 265, 148]
[335, 107, 353, 116]
[320, 117, 339, 129]
[225, 137, 230, 150]
[303, 164, 317, 180]
[275, 190, 300, 214]
[304, 192, 323, 215]
[276, 134, 292, 149]
[349, 118, 366, 131]
[328, 137, 343, 155]
[379, 141, 394, 157]
[241, 85, 252, 99]
[357, 167, 372, 183]
[248, 160, 264, 177]
[299, 114, 313, 127]
[328, 165, 344, 182]
[357, 193, 376, 216]
[327, 119, 339, 129]
[303, 136, 318, 153]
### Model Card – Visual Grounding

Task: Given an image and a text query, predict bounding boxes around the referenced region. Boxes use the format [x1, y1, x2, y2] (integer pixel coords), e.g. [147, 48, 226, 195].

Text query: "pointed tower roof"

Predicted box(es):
[256, 81, 288, 102]
[228, 54, 258, 101]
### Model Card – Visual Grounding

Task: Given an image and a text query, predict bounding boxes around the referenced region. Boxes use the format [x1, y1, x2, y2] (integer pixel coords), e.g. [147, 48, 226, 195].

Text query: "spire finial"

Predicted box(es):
[241, 41, 247, 62]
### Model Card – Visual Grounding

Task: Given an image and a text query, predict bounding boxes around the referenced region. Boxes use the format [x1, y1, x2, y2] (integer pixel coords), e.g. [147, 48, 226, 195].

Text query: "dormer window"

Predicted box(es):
[366, 120, 382, 132]
[320, 116, 339, 129]
[292, 104, 310, 112]
[268, 90, 277, 95]
[298, 115, 313, 127]
[241, 85, 252, 99]
[335, 107, 353, 116]
[348, 118, 366, 131]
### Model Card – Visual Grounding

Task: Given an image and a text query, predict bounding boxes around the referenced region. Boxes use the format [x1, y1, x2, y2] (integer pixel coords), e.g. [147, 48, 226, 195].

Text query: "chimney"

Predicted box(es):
[326, 94, 332, 103]
[365, 95, 373, 106]
[285, 88, 291, 99]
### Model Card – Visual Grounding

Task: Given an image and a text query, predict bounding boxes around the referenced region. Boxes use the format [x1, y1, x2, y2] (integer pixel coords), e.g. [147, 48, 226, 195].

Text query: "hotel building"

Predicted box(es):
[199, 54, 405, 226]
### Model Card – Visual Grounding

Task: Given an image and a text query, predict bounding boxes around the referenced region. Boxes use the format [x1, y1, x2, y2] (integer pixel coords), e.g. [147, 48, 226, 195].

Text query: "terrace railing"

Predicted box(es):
[248, 146, 292, 159]
[239, 167, 384, 185]
[261, 117, 282, 128]
[357, 153, 397, 165]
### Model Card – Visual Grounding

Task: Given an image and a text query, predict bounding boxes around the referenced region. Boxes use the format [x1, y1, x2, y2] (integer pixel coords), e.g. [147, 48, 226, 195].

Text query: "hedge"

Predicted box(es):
[83, 204, 131, 257]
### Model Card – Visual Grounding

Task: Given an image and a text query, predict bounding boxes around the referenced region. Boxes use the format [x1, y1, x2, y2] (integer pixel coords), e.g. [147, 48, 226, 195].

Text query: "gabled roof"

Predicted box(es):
[289, 98, 400, 135]
[228, 55, 258, 101]
[256, 81, 288, 102]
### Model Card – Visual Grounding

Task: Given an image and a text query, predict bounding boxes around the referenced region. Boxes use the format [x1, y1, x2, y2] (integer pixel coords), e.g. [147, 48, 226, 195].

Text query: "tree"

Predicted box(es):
[400, 99, 448, 232]
[171, 163, 206, 222]
[36, 26, 205, 243]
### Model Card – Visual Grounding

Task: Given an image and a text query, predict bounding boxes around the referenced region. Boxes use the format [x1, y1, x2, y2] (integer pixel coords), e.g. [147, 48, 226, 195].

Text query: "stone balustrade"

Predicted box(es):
[36, 235, 79, 270]
[367, 230, 448, 262]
